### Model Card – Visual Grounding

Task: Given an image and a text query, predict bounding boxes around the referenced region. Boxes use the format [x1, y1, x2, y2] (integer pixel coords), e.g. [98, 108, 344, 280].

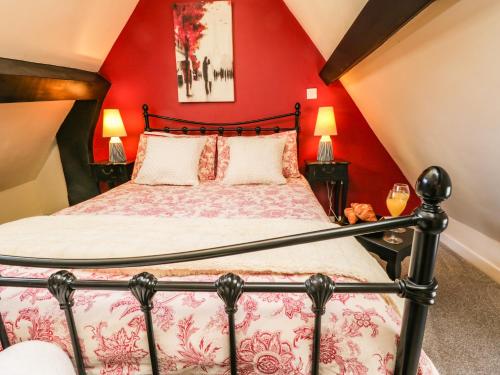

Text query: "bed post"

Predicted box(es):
[294, 102, 301, 159]
[395, 166, 451, 375]
[129, 272, 160, 375]
[216, 273, 244, 375]
[48, 271, 86, 375]
[0, 302, 10, 349]
[143, 104, 150, 131]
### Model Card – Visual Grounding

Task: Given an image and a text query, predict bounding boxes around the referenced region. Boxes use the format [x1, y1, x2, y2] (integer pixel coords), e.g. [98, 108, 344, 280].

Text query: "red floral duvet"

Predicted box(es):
[0, 178, 438, 374]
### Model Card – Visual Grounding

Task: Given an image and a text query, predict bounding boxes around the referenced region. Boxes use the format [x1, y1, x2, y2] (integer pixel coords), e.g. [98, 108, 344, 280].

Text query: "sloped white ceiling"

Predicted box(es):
[0, 0, 138, 71]
[0, 0, 138, 199]
[287, 0, 500, 249]
[340, 0, 500, 243]
[0, 101, 75, 190]
[283, 0, 368, 60]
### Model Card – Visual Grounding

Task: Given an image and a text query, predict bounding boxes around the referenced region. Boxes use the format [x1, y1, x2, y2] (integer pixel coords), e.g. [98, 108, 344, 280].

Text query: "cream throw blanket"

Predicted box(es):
[0, 215, 403, 311]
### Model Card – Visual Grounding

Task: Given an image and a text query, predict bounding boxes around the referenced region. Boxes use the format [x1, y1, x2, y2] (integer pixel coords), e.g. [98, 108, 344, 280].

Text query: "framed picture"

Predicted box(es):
[173, 1, 234, 103]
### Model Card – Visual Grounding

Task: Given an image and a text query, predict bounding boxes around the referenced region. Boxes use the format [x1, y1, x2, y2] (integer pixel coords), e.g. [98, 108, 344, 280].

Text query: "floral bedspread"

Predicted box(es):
[0, 178, 438, 374]
[58, 177, 328, 222]
[0, 268, 436, 375]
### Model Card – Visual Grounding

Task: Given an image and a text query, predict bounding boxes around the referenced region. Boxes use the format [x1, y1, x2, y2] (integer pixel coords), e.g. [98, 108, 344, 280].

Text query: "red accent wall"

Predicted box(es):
[95, 0, 419, 215]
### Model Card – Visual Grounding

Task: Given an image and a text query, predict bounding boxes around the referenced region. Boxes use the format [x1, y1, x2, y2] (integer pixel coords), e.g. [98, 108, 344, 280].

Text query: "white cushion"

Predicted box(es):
[222, 137, 287, 185]
[135, 136, 206, 185]
[0, 340, 76, 375]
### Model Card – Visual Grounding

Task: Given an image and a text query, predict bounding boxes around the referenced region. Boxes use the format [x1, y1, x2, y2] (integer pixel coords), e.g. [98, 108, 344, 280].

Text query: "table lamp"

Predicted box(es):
[314, 106, 337, 162]
[103, 109, 127, 163]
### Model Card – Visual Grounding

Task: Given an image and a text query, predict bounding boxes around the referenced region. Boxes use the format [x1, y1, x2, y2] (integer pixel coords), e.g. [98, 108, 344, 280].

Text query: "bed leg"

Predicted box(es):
[395, 166, 451, 375]
[216, 273, 244, 375]
[48, 271, 86, 375]
[305, 274, 335, 375]
[130, 272, 159, 375]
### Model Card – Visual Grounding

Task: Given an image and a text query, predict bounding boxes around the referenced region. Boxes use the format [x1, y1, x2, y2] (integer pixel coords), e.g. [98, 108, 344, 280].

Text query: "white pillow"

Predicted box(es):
[134, 136, 206, 185]
[222, 137, 287, 185]
[0, 341, 76, 375]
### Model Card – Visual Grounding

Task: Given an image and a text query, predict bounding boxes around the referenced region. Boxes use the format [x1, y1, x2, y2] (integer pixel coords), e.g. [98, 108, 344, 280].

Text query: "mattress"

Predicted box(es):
[0, 178, 437, 374]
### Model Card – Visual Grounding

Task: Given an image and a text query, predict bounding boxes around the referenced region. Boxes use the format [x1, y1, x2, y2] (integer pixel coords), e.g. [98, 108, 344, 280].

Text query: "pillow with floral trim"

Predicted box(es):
[132, 132, 217, 181]
[222, 137, 287, 185]
[134, 136, 205, 186]
[216, 131, 300, 180]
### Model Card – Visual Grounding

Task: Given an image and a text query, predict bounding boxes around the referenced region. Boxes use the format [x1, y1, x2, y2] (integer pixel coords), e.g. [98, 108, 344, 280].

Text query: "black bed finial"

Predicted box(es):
[415, 166, 452, 206]
[295, 102, 301, 114]
[48, 270, 76, 309]
[305, 273, 335, 315]
[414, 166, 451, 234]
[129, 272, 158, 312]
[215, 273, 244, 314]
[142, 103, 149, 113]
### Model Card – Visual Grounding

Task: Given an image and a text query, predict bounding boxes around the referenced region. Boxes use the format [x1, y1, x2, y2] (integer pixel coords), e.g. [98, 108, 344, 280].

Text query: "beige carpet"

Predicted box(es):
[393, 246, 500, 375]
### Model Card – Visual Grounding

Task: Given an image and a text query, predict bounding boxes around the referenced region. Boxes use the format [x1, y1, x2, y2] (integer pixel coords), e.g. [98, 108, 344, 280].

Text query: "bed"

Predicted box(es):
[0, 104, 451, 375]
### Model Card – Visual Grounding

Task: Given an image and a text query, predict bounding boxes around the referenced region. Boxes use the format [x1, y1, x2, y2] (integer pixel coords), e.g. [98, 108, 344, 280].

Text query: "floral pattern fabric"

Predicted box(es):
[0, 268, 437, 375]
[216, 131, 301, 180]
[0, 179, 438, 374]
[131, 132, 217, 181]
[59, 177, 328, 221]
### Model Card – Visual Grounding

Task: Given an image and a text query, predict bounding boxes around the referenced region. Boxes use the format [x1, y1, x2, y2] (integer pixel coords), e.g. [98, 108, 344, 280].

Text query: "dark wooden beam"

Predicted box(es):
[0, 57, 109, 102]
[320, 0, 434, 84]
[0, 57, 110, 205]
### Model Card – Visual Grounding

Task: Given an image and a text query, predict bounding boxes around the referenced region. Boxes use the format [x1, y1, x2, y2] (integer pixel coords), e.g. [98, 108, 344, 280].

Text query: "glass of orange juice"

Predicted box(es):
[384, 187, 409, 244]
[391, 183, 410, 233]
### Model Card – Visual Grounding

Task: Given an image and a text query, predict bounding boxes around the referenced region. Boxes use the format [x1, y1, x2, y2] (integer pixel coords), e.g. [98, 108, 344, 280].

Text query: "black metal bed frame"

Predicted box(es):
[142, 102, 301, 149]
[0, 104, 452, 375]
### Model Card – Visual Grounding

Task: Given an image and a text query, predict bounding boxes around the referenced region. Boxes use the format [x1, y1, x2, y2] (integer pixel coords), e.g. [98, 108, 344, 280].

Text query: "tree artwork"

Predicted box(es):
[173, 2, 206, 98]
[173, 1, 234, 102]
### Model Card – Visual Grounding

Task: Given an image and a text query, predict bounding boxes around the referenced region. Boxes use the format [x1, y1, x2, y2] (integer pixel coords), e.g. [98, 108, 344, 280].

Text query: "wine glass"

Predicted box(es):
[391, 183, 410, 233]
[383, 188, 409, 244]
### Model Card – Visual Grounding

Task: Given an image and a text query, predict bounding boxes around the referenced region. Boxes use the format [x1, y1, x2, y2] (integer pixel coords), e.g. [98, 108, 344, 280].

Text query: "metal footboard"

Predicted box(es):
[0, 166, 451, 375]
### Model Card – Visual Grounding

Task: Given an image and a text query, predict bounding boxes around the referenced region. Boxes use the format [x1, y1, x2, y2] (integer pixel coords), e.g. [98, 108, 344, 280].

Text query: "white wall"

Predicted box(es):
[0, 0, 139, 71]
[340, 0, 500, 279]
[0, 180, 44, 223]
[0, 140, 68, 223]
[0, 101, 75, 190]
[35, 140, 70, 215]
[441, 217, 500, 283]
[0, 101, 74, 222]
[283, 0, 367, 60]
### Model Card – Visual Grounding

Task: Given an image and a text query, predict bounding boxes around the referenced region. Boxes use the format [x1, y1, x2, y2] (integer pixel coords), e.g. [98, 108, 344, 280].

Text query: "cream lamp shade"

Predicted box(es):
[314, 106, 337, 162]
[103, 109, 127, 138]
[102, 109, 127, 163]
[314, 106, 337, 136]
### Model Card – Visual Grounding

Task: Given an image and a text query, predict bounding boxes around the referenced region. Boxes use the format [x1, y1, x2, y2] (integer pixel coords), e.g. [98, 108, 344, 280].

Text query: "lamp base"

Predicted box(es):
[109, 137, 127, 163]
[317, 135, 334, 162]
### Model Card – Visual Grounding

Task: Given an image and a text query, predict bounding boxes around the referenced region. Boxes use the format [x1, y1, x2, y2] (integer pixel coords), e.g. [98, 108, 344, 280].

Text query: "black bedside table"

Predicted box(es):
[356, 228, 414, 280]
[305, 160, 350, 219]
[89, 160, 134, 192]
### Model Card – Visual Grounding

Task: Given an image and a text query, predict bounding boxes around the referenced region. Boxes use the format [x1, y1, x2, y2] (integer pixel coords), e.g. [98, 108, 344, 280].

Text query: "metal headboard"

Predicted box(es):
[142, 102, 301, 154]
